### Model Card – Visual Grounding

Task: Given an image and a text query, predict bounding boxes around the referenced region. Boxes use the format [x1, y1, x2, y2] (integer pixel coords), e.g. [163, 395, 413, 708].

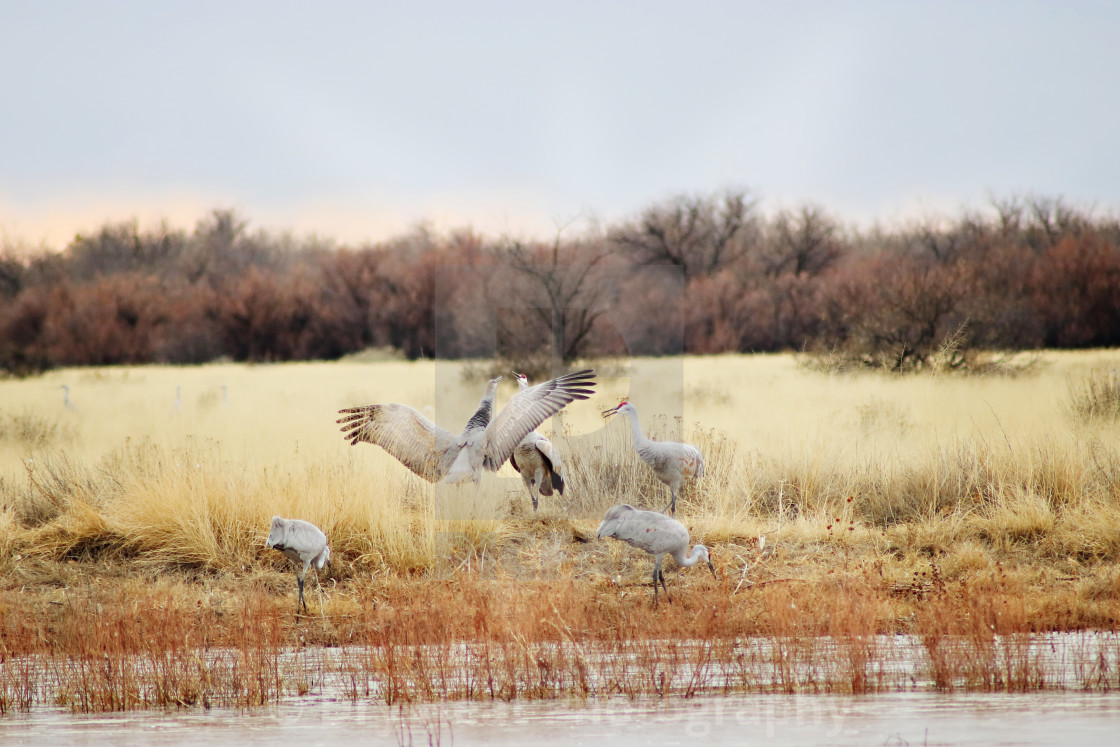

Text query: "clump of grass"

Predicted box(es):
[558, 420, 665, 516]
[8, 453, 118, 564]
[913, 564, 1053, 692]
[798, 329, 1040, 377]
[3, 549, 1120, 712]
[2, 437, 444, 575]
[0, 410, 74, 450]
[1069, 369, 1120, 421]
[4, 354, 1120, 711]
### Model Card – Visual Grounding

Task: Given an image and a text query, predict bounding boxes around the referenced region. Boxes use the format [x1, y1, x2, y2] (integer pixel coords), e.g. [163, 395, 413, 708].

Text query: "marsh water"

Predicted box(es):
[4, 692, 1120, 746]
[4, 633, 1120, 745]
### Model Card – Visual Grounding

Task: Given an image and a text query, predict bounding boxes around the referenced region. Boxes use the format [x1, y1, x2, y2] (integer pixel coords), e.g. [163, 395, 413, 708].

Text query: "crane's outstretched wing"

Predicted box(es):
[482, 369, 596, 470]
[337, 403, 458, 482]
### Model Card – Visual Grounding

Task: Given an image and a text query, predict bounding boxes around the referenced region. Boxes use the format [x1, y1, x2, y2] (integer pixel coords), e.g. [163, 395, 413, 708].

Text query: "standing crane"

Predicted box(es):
[266, 516, 331, 614]
[338, 369, 596, 484]
[597, 503, 715, 606]
[60, 384, 77, 410]
[509, 372, 567, 512]
[602, 401, 704, 514]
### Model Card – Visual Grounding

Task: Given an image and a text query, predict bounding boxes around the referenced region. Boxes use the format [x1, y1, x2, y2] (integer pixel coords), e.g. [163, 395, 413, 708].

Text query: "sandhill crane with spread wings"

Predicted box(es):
[597, 504, 715, 606]
[338, 369, 596, 485]
[602, 400, 704, 514]
[509, 371, 567, 512]
[266, 516, 331, 615]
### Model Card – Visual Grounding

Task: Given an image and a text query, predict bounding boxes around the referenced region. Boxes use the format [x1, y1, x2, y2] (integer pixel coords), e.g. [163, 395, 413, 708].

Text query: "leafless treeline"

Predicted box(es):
[2, 191, 1118, 374]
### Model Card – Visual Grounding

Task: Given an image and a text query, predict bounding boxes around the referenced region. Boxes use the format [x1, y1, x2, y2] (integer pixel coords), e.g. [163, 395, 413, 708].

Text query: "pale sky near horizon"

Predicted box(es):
[1, 1, 1118, 249]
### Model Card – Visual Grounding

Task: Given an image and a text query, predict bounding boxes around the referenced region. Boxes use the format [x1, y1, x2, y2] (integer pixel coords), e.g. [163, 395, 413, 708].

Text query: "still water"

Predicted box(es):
[4, 692, 1120, 746]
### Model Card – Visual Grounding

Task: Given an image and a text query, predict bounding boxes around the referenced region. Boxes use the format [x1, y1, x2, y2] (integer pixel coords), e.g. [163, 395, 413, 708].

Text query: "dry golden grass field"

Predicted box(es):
[2, 351, 1120, 710]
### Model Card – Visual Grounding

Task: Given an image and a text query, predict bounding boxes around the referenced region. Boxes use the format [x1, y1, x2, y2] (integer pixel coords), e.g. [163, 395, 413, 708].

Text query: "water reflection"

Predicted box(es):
[4, 692, 1120, 746]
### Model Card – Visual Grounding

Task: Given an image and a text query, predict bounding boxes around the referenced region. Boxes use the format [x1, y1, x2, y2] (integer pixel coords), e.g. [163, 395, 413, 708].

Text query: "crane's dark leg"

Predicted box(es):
[659, 567, 672, 604]
[662, 487, 677, 515]
[531, 481, 539, 512]
[297, 574, 307, 614]
[313, 568, 326, 614]
[651, 560, 661, 607]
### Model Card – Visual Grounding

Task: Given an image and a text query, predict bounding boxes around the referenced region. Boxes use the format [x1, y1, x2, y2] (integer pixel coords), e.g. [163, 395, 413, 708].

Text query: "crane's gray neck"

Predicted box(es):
[465, 382, 498, 432]
[675, 544, 708, 567]
[466, 401, 492, 431]
[623, 408, 649, 446]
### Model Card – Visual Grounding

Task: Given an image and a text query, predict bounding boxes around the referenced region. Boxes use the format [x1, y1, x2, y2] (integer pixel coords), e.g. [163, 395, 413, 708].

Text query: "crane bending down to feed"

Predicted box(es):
[338, 370, 596, 484]
[266, 517, 331, 614]
[597, 504, 715, 606]
[602, 401, 704, 514]
[509, 372, 567, 512]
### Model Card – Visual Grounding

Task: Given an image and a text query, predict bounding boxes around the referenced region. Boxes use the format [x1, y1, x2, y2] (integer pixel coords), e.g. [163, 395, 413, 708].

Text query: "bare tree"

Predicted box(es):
[819, 252, 968, 371]
[500, 226, 616, 376]
[178, 209, 287, 285]
[893, 215, 968, 265]
[988, 194, 1090, 253]
[0, 248, 25, 299]
[760, 204, 846, 277]
[1026, 195, 1089, 251]
[64, 219, 188, 281]
[608, 189, 759, 280]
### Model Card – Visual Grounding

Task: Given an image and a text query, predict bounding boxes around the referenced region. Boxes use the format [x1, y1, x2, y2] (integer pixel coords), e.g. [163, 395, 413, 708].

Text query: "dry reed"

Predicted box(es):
[1, 352, 1120, 711]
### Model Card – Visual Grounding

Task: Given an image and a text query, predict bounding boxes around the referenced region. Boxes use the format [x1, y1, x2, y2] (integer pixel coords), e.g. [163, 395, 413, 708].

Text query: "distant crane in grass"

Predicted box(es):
[266, 516, 331, 615]
[173, 385, 182, 411]
[60, 384, 77, 410]
[509, 371, 567, 512]
[221, 384, 230, 406]
[602, 401, 704, 514]
[597, 503, 715, 607]
[338, 369, 596, 485]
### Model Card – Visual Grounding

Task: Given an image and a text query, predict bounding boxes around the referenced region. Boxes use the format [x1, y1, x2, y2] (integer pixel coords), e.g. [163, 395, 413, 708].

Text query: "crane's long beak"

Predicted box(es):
[602, 405, 619, 418]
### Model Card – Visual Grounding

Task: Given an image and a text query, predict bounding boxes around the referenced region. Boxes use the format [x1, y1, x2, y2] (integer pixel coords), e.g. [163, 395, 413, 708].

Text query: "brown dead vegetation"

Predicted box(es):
[1, 519, 1119, 714]
[5, 194, 1120, 375]
[2, 353, 1120, 712]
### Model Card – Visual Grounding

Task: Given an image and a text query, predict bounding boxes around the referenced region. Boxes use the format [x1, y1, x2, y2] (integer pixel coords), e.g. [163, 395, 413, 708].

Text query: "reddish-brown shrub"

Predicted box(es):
[1030, 235, 1120, 347]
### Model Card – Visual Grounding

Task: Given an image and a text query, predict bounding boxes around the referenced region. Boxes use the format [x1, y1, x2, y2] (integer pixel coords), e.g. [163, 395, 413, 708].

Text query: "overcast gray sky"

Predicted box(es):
[2, 0, 1118, 247]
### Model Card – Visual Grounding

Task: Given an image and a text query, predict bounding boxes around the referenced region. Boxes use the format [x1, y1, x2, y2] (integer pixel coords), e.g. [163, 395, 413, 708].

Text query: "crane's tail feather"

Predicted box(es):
[445, 447, 479, 484]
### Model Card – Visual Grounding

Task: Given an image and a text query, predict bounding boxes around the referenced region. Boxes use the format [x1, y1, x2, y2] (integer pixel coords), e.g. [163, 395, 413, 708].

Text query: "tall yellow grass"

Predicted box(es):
[4, 352, 1120, 712]
[3, 351, 1120, 576]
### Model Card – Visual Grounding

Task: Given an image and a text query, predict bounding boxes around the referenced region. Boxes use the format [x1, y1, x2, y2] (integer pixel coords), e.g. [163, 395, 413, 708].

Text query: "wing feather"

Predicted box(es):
[337, 403, 458, 482]
[534, 437, 564, 478]
[482, 369, 596, 470]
